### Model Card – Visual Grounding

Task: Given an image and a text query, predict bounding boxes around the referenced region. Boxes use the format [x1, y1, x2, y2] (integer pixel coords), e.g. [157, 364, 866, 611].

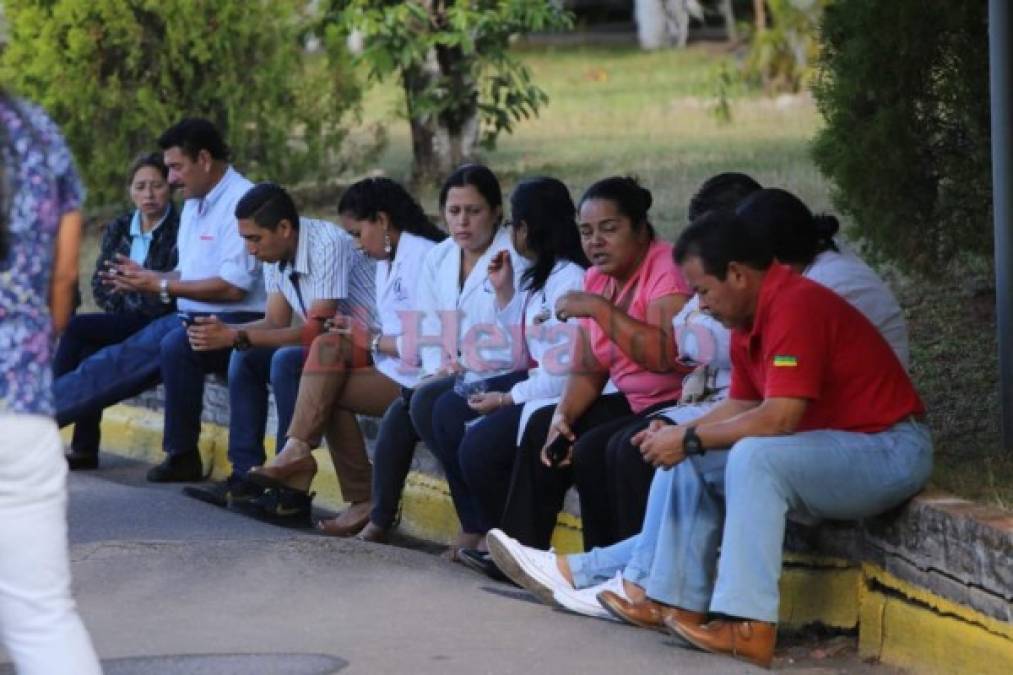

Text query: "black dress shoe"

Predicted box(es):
[182, 475, 263, 509]
[146, 451, 202, 483]
[248, 485, 314, 528]
[458, 548, 514, 584]
[65, 450, 99, 471]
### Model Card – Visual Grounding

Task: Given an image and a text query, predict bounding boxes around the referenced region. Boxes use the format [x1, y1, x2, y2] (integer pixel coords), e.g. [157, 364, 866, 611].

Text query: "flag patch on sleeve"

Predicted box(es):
[773, 355, 798, 367]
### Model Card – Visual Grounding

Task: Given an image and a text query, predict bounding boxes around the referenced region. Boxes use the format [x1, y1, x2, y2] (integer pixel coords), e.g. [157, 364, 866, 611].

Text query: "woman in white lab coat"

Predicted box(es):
[247, 177, 445, 535]
[358, 163, 528, 545]
[426, 177, 590, 566]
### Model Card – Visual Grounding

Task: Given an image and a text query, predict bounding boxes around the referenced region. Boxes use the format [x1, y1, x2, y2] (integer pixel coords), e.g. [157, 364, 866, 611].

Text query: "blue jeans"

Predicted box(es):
[607, 421, 932, 622]
[157, 312, 265, 459]
[226, 346, 305, 477]
[52, 311, 155, 453]
[55, 313, 182, 428]
[429, 370, 528, 534]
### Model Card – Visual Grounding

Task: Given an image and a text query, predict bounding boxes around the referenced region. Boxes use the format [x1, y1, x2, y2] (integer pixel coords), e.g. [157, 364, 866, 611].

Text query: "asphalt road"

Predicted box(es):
[1, 456, 900, 674]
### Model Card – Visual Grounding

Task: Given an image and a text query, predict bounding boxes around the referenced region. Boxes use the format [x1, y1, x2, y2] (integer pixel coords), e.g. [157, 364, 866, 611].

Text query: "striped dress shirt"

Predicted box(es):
[264, 217, 376, 326]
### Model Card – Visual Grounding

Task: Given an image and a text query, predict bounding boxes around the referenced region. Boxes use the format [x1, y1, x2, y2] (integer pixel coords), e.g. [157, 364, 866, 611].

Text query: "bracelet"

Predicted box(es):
[159, 278, 171, 304]
[498, 392, 505, 407]
[370, 332, 383, 354]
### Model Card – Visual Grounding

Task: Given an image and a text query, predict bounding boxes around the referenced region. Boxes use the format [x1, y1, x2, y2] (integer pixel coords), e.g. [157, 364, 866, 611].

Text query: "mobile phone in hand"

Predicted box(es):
[545, 434, 572, 467]
[177, 312, 196, 328]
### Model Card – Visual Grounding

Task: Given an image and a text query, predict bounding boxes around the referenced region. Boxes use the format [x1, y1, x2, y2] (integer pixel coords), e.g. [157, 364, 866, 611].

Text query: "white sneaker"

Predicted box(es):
[485, 528, 571, 606]
[553, 572, 628, 621]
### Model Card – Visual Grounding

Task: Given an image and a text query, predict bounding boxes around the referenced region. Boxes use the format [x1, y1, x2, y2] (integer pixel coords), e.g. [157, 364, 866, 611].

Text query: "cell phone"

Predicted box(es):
[545, 434, 572, 467]
[177, 312, 196, 328]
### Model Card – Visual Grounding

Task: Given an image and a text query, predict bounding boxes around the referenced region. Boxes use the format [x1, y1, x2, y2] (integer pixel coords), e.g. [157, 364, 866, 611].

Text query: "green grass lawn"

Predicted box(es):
[354, 44, 830, 237]
[80, 43, 1011, 508]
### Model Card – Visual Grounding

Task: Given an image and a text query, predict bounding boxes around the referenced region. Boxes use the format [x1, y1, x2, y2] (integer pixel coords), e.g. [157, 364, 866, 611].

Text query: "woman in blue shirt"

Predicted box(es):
[54, 153, 179, 470]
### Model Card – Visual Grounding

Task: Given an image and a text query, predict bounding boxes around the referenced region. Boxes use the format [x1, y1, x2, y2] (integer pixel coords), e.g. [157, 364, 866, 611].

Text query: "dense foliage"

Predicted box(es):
[330, 0, 571, 181]
[812, 0, 991, 271]
[0, 0, 361, 205]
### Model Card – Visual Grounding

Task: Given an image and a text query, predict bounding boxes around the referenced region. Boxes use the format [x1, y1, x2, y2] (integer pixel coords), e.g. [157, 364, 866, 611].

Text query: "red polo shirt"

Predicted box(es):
[729, 264, 924, 433]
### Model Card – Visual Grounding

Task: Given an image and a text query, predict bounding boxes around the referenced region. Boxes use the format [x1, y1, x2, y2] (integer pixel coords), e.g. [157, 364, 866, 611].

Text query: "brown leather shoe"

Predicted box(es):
[355, 521, 389, 544]
[669, 618, 777, 669]
[316, 502, 370, 537]
[597, 591, 705, 632]
[247, 454, 317, 491]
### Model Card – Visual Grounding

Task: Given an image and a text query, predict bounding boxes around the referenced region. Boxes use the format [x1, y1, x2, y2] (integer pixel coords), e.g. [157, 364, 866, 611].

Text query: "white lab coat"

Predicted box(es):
[374, 232, 440, 389]
[399, 228, 528, 379]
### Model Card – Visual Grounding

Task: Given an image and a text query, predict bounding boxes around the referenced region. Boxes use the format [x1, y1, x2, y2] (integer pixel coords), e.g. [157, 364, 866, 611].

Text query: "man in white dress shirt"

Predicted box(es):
[53, 119, 266, 482]
[181, 183, 375, 510]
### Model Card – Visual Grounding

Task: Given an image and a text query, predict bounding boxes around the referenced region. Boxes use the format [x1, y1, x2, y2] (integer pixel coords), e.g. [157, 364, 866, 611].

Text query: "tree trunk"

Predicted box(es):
[754, 0, 767, 33]
[404, 2, 480, 186]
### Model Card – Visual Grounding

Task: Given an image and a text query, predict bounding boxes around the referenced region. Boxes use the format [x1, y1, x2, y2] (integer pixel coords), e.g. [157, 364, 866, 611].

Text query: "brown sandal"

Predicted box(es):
[247, 454, 317, 491]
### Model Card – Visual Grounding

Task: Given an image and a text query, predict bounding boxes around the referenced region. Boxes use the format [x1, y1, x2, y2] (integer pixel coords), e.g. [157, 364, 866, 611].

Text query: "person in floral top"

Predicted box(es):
[0, 94, 101, 673]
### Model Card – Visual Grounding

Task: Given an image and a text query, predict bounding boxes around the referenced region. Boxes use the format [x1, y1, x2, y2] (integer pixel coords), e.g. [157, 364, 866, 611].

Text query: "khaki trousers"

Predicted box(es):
[287, 333, 400, 503]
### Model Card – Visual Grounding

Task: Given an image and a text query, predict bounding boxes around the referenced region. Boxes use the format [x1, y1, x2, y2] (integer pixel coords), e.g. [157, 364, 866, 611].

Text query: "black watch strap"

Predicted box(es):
[684, 425, 705, 456]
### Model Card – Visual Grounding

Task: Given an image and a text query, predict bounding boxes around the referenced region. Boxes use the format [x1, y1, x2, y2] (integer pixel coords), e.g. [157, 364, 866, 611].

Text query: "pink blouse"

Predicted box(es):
[582, 240, 691, 413]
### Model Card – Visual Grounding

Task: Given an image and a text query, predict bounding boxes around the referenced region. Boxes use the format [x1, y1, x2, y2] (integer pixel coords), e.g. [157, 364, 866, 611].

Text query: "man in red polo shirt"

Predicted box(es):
[627, 210, 932, 668]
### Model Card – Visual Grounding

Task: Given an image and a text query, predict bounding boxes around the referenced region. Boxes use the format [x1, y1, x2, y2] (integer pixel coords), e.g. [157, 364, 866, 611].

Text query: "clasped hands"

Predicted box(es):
[632, 418, 689, 469]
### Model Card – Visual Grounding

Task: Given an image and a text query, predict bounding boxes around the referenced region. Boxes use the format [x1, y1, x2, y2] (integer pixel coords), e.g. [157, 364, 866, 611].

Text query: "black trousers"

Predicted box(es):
[500, 393, 631, 549]
[574, 398, 677, 549]
[500, 394, 676, 550]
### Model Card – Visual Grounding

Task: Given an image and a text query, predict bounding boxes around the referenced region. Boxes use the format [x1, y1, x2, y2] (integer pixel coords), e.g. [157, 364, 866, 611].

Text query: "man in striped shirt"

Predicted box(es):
[183, 182, 375, 508]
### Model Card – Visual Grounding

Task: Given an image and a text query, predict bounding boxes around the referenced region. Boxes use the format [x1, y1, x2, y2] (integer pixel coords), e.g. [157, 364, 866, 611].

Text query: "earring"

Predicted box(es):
[384, 232, 392, 256]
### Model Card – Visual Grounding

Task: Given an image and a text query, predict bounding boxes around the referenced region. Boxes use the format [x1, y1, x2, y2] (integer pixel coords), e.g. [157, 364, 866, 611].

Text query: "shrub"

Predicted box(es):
[811, 0, 991, 272]
[0, 0, 362, 206]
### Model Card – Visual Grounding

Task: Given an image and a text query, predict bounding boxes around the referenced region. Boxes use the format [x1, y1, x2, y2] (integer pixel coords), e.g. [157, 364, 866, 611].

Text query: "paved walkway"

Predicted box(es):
[0, 456, 900, 674]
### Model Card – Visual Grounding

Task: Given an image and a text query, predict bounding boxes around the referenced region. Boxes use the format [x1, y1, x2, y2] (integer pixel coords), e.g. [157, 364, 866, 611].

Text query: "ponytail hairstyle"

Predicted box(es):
[735, 188, 839, 268]
[688, 172, 762, 221]
[578, 175, 656, 240]
[339, 177, 446, 243]
[511, 177, 589, 293]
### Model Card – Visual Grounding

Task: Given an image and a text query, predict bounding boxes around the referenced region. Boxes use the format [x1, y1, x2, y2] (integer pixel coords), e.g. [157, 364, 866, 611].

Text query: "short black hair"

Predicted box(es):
[157, 117, 230, 162]
[688, 172, 762, 221]
[579, 175, 655, 239]
[235, 183, 299, 232]
[674, 209, 774, 280]
[736, 188, 839, 267]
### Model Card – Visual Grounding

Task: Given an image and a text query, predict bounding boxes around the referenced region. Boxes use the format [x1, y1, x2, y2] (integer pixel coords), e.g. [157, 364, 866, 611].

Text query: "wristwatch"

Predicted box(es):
[233, 329, 252, 351]
[159, 278, 171, 304]
[370, 332, 383, 354]
[683, 426, 705, 456]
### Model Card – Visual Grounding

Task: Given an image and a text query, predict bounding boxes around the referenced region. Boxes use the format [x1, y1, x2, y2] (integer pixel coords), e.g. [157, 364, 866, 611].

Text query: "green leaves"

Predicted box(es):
[1, 0, 363, 206]
[336, 0, 571, 154]
[811, 0, 991, 273]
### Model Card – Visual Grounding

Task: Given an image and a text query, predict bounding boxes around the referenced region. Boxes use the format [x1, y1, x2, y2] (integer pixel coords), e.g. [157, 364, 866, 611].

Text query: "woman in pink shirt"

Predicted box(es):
[498, 176, 692, 551]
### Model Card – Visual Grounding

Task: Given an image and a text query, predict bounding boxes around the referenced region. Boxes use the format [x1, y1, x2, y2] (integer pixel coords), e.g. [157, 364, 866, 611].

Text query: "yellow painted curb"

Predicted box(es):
[69, 405, 1013, 674]
[859, 565, 1013, 674]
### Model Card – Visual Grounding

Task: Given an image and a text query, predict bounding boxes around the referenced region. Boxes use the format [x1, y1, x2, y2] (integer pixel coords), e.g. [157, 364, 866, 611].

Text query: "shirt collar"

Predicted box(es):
[197, 165, 236, 217]
[281, 218, 309, 276]
[748, 263, 795, 340]
[130, 205, 172, 238]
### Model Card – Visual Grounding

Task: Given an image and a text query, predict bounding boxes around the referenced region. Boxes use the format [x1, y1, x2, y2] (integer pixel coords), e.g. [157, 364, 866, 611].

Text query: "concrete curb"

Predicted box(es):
[65, 402, 1013, 674]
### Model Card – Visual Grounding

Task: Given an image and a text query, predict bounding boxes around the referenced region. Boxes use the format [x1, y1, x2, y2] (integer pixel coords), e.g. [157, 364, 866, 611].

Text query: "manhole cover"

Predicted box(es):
[0, 653, 347, 674]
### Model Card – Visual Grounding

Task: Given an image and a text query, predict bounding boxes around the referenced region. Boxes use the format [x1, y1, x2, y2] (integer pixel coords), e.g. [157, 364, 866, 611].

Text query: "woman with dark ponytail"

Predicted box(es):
[489, 176, 695, 555]
[247, 177, 447, 535]
[736, 188, 909, 368]
[0, 93, 101, 672]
